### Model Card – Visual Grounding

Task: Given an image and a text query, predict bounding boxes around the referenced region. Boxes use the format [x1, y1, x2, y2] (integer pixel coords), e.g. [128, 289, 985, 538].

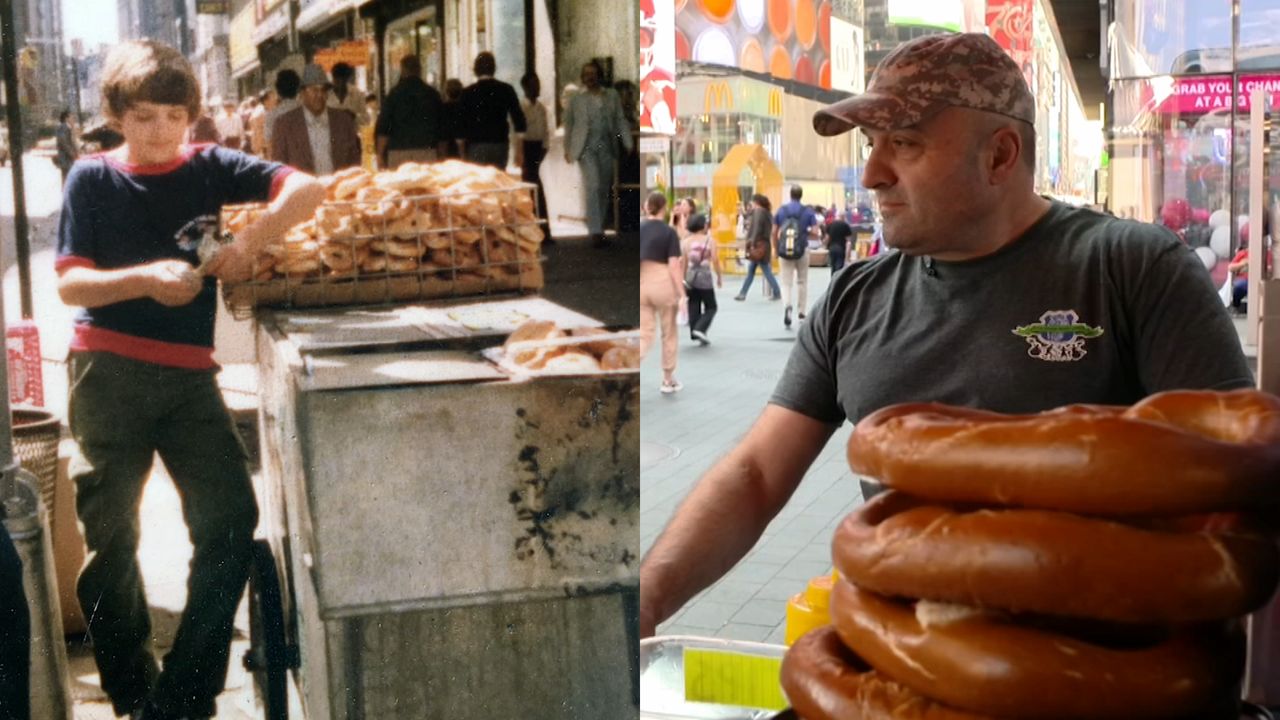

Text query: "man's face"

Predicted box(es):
[860, 107, 993, 258]
[117, 102, 189, 164]
[581, 65, 600, 89]
[301, 85, 328, 115]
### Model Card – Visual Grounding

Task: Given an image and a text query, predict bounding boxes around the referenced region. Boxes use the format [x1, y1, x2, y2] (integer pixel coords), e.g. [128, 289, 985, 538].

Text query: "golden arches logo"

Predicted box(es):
[704, 82, 733, 112]
[767, 88, 782, 116]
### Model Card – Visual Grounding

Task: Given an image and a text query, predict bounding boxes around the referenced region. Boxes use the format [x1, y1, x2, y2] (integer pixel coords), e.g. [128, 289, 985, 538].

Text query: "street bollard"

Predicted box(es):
[3, 464, 71, 720]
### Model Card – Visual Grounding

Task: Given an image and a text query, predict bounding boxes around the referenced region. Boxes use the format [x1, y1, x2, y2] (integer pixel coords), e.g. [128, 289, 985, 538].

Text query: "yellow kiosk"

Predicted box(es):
[710, 143, 783, 275]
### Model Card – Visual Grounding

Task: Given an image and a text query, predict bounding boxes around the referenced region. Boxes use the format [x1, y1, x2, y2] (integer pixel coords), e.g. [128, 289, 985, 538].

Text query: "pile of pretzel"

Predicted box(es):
[222, 160, 544, 282]
[781, 389, 1280, 719]
[503, 320, 640, 373]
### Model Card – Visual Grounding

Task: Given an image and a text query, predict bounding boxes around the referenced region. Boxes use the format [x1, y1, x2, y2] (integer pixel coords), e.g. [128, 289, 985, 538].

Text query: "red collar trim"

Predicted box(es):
[103, 143, 213, 175]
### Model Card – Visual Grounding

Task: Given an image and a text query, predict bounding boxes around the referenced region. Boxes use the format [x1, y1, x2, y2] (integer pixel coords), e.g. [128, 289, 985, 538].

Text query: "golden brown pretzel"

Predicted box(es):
[780, 626, 987, 720]
[832, 491, 1280, 623]
[827, 580, 1244, 719]
[846, 389, 1280, 516]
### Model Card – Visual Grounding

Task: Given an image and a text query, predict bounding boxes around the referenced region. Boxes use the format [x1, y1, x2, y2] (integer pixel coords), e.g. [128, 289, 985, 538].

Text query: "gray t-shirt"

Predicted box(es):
[771, 202, 1254, 426]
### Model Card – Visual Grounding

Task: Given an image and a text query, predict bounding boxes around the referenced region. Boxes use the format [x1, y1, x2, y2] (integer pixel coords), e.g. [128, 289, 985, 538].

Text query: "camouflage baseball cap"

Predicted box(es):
[813, 32, 1035, 136]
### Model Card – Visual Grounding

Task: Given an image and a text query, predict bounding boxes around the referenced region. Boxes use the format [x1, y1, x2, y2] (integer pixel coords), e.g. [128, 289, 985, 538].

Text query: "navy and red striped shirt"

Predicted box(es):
[57, 144, 291, 369]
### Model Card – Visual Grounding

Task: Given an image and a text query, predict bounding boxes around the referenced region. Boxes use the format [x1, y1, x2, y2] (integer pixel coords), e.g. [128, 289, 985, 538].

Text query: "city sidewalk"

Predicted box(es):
[640, 265, 856, 645]
[640, 259, 1261, 647]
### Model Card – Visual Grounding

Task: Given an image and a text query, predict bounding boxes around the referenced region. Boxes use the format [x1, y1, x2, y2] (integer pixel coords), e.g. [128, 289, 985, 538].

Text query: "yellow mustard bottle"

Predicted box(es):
[784, 571, 838, 645]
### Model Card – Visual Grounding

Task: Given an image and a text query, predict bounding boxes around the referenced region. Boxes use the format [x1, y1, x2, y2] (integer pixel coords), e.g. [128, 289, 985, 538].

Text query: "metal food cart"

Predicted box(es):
[245, 297, 639, 719]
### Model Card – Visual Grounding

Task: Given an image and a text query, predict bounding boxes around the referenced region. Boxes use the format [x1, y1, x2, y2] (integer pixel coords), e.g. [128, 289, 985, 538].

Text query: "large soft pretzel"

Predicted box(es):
[827, 580, 1244, 719]
[846, 389, 1280, 516]
[832, 491, 1279, 623]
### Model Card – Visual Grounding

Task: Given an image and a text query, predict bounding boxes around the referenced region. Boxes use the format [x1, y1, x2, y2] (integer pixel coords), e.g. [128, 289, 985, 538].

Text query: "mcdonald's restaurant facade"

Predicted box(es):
[672, 71, 855, 212]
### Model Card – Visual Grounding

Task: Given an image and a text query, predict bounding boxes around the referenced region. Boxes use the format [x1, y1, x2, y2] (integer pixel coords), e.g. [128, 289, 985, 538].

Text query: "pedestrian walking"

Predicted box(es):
[442, 79, 464, 159]
[55, 109, 79, 186]
[247, 88, 275, 156]
[375, 55, 445, 169]
[327, 62, 369, 127]
[213, 97, 244, 150]
[460, 52, 526, 169]
[57, 40, 325, 719]
[772, 185, 820, 328]
[271, 64, 362, 176]
[518, 73, 552, 242]
[263, 69, 301, 159]
[681, 212, 722, 345]
[735, 193, 781, 300]
[671, 197, 695, 241]
[640, 192, 683, 393]
[564, 60, 634, 247]
[825, 213, 853, 273]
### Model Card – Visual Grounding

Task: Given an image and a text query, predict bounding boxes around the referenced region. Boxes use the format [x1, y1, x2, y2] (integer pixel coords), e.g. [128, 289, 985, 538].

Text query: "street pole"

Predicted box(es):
[1, 0, 35, 319]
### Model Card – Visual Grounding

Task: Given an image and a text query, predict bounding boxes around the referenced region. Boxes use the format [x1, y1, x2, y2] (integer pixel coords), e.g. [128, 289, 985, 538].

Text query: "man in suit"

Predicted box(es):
[55, 109, 79, 186]
[271, 64, 361, 175]
[564, 60, 634, 248]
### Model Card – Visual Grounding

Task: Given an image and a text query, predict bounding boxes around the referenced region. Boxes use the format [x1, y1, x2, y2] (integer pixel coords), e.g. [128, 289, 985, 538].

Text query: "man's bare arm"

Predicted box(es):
[639, 404, 836, 637]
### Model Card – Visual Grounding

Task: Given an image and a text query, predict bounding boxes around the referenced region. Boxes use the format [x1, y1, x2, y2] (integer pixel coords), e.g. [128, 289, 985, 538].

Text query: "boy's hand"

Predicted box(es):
[205, 241, 255, 283]
[147, 260, 203, 306]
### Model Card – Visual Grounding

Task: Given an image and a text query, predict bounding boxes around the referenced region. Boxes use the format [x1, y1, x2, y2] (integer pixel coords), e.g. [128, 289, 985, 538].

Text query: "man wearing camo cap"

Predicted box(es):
[639, 32, 1252, 639]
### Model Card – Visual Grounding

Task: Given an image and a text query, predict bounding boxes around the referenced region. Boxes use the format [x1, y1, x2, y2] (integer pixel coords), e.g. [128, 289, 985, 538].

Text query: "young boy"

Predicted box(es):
[56, 40, 324, 720]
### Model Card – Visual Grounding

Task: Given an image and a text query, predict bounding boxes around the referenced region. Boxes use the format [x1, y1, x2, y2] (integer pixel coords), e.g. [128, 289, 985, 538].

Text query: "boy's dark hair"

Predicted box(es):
[331, 62, 354, 83]
[790, 185, 803, 200]
[59, 110, 71, 123]
[275, 69, 301, 100]
[685, 212, 708, 234]
[474, 52, 497, 77]
[520, 73, 539, 91]
[445, 79, 464, 101]
[101, 40, 202, 121]
[645, 192, 667, 215]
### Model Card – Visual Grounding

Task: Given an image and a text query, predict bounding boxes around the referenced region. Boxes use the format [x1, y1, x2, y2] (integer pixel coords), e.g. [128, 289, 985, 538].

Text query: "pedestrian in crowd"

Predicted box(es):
[640, 191, 684, 394]
[614, 78, 642, 232]
[772, 185, 819, 328]
[681, 212, 722, 346]
[824, 210, 853, 272]
[375, 54, 445, 169]
[188, 104, 220, 144]
[213, 96, 244, 150]
[0, 529, 28, 720]
[442, 79, 464, 159]
[671, 197, 695, 241]
[638, 32, 1254, 639]
[263, 68, 301, 159]
[460, 52, 525, 169]
[55, 109, 79, 186]
[239, 96, 259, 152]
[328, 62, 368, 127]
[735, 193, 781, 301]
[564, 59, 634, 248]
[57, 39, 325, 719]
[272, 63, 362, 176]
[248, 88, 276, 156]
[364, 92, 379, 126]
[518, 73, 553, 243]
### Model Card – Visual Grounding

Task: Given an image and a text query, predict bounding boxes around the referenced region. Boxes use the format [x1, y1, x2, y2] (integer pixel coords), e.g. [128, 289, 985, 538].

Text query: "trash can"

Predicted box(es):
[12, 407, 59, 534]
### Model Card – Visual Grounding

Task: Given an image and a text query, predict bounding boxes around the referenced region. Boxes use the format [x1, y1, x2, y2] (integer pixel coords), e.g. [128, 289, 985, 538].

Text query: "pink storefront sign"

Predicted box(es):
[1151, 74, 1280, 114]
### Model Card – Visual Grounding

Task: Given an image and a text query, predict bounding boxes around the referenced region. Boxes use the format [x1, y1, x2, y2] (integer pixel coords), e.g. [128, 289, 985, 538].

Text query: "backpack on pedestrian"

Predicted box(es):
[685, 236, 716, 290]
[777, 213, 806, 260]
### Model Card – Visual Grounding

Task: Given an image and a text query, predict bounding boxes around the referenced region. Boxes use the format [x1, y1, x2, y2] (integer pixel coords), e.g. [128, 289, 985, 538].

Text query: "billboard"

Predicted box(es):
[676, 0, 842, 90]
[887, 0, 964, 31]
[641, 0, 677, 134]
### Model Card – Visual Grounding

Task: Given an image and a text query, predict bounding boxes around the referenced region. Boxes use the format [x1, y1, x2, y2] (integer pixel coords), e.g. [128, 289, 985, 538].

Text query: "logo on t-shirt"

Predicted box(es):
[1012, 310, 1104, 362]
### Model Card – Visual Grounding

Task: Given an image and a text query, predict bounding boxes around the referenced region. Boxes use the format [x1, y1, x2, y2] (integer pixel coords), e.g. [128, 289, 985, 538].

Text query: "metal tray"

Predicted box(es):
[640, 635, 787, 720]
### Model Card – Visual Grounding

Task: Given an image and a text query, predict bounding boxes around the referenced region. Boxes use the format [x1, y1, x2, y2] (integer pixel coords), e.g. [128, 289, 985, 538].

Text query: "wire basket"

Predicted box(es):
[12, 407, 60, 535]
[220, 178, 546, 318]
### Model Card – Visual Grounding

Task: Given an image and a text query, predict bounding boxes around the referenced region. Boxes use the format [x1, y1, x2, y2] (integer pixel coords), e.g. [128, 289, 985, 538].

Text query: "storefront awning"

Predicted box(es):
[251, 5, 290, 46]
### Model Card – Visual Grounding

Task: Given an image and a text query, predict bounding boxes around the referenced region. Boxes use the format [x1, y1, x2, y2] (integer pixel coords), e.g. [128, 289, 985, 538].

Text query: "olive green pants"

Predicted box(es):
[68, 351, 258, 717]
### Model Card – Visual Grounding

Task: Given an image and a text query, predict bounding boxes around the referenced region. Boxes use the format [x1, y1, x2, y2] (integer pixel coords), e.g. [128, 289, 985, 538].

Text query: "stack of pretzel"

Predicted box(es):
[781, 389, 1280, 719]
[221, 160, 544, 282]
[502, 320, 640, 374]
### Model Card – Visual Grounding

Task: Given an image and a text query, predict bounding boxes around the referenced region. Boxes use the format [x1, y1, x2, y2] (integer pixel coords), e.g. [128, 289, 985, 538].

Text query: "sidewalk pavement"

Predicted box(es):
[640, 259, 1262, 647]
[0, 151, 637, 718]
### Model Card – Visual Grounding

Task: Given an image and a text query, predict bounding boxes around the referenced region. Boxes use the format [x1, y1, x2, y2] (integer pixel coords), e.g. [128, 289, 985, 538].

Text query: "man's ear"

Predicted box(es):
[987, 126, 1023, 185]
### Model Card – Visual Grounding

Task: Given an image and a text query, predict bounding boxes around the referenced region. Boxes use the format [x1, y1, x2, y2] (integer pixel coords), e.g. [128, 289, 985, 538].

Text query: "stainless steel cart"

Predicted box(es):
[247, 296, 639, 720]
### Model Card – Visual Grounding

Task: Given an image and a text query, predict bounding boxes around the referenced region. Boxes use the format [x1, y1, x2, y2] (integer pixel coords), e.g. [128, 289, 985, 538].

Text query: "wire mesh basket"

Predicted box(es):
[219, 168, 546, 318]
[12, 407, 60, 534]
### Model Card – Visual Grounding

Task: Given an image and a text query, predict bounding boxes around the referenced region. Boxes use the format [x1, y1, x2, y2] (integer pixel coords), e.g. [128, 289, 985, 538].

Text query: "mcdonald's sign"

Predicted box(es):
[767, 88, 783, 117]
[705, 81, 733, 112]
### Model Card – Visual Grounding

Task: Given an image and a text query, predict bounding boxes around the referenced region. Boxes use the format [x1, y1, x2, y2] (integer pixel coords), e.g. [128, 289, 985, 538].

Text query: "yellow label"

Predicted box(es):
[683, 648, 787, 711]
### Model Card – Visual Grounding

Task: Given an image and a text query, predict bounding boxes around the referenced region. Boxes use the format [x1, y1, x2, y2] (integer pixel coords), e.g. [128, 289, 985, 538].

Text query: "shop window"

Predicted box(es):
[1113, 0, 1232, 78]
[487, 0, 527, 86]
[1240, 0, 1280, 69]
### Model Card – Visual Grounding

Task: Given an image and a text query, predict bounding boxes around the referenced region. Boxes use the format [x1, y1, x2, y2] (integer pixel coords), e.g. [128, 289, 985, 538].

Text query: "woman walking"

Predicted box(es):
[640, 192, 685, 393]
[681, 213, 722, 346]
[735, 194, 781, 301]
